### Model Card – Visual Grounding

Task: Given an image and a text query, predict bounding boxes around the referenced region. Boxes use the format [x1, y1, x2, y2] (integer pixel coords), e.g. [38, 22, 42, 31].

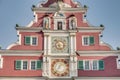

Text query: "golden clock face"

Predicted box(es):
[55, 41, 65, 50]
[51, 59, 69, 77]
[51, 37, 69, 53]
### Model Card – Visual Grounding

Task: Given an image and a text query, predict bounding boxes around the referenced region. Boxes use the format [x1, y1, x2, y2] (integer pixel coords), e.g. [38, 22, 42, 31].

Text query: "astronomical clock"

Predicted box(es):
[51, 37, 69, 53]
[51, 59, 69, 77]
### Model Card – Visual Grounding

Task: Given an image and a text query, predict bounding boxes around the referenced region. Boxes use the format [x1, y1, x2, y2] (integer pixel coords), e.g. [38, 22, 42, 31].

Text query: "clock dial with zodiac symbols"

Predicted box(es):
[51, 37, 69, 53]
[51, 59, 69, 77]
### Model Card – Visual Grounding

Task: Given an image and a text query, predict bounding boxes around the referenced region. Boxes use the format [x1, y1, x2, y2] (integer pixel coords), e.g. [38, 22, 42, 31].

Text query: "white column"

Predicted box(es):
[44, 33, 49, 55]
[70, 56, 74, 76]
[73, 56, 78, 77]
[73, 35, 76, 54]
[42, 56, 47, 76]
[44, 35, 47, 55]
[70, 35, 73, 54]
[70, 33, 76, 55]
[43, 33, 49, 77]
[47, 35, 51, 54]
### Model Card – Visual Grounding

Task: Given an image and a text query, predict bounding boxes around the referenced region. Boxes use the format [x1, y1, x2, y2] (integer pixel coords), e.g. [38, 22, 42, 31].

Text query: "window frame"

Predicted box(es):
[78, 60, 104, 71]
[15, 60, 28, 70]
[25, 36, 38, 46]
[57, 21, 63, 30]
[22, 60, 28, 70]
[30, 60, 42, 70]
[82, 36, 95, 46]
[92, 60, 99, 70]
[84, 60, 91, 70]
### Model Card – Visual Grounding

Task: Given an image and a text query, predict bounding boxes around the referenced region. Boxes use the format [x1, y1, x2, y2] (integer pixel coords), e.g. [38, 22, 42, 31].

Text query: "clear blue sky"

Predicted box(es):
[0, 0, 120, 49]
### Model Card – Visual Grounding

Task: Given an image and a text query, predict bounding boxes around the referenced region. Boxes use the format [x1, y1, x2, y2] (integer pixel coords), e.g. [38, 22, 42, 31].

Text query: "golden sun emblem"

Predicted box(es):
[55, 41, 65, 50]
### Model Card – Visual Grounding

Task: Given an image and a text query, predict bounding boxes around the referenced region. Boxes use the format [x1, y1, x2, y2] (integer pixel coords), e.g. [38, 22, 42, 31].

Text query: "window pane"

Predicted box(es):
[84, 37, 89, 45]
[25, 36, 31, 45]
[15, 60, 21, 70]
[90, 36, 94, 45]
[78, 61, 83, 70]
[32, 37, 37, 45]
[37, 60, 42, 69]
[23, 61, 28, 70]
[31, 61, 36, 70]
[85, 61, 90, 70]
[93, 61, 98, 70]
[99, 60, 104, 70]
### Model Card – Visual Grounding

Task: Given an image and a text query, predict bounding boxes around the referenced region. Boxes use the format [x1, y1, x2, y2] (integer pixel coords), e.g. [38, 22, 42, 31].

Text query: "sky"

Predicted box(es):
[0, 0, 120, 50]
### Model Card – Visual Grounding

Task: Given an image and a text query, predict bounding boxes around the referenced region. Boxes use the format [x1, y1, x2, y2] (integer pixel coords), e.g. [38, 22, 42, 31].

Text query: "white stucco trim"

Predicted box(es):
[77, 27, 104, 33]
[6, 43, 20, 50]
[0, 50, 43, 56]
[77, 51, 120, 56]
[100, 41, 114, 50]
[32, 7, 87, 13]
[0, 57, 3, 69]
[75, 77, 120, 80]
[0, 77, 45, 80]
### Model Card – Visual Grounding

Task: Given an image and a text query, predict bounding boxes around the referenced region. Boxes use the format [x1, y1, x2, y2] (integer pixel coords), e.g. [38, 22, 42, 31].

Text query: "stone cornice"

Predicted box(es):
[77, 27, 104, 32]
[16, 27, 43, 32]
[77, 50, 120, 56]
[32, 7, 87, 13]
[43, 30, 77, 33]
[15, 27, 103, 33]
[0, 50, 43, 56]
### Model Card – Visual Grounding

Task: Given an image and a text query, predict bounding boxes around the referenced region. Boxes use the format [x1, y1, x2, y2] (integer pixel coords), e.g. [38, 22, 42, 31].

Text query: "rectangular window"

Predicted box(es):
[25, 36, 31, 45]
[23, 61, 28, 70]
[15, 60, 28, 70]
[25, 36, 38, 46]
[78, 61, 83, 70]
[92, 60, 98, 70]
[57, 22, 62, 30]
[30, 60, 42, 70]
[32, 37, 37, 45]
[83, 37, 89, 46]
[84, 60, 90, 70]
[99, 60, 104, 70]
[78, 60, 104, 71]
[31, 61, 36, 70]
[83, 36, 95, 46]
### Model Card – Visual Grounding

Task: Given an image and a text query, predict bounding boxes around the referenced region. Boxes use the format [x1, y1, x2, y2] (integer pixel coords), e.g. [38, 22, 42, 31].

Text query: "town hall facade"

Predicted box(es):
[0, 0, 120, 80]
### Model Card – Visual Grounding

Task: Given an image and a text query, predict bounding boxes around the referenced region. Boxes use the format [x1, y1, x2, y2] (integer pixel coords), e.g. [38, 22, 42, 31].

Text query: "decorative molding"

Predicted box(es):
[75, 77, 120, 80]
[0, 50, 43, 56]
[16, 27, 43, 32]
[77, 51, 120, 56]
[77, 27, 104, 32]
[0, 77, 45, 80]
[32, 7, 87, 13]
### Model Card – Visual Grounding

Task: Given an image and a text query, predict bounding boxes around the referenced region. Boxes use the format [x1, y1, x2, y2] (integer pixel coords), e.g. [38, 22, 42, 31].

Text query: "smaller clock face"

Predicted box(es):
[51, 59, 69, 77]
